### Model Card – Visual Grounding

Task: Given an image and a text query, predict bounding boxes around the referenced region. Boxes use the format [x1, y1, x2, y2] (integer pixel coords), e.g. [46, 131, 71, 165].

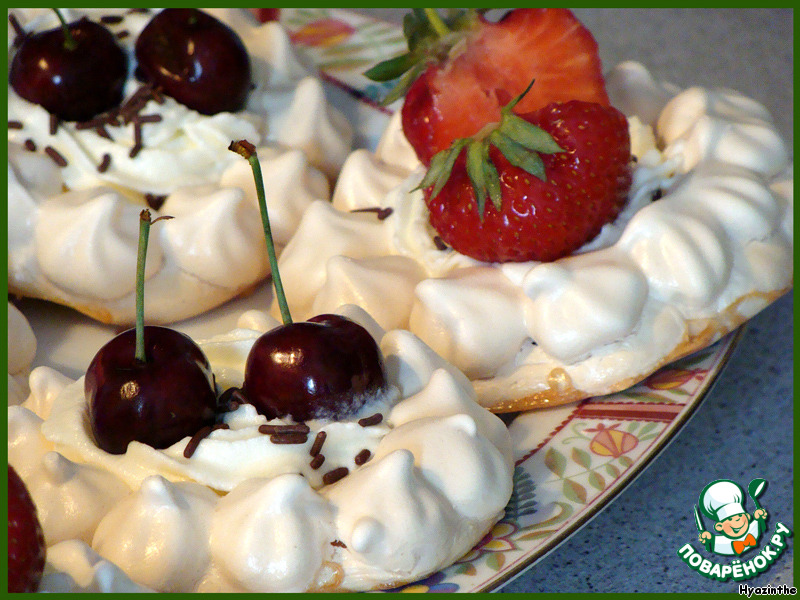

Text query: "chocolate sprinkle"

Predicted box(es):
[310, 431, 327, 457]
[44, 146, 67, 167]
[116, 30, 130, 39]
[127, 7, 151, 14]
[268, 432, 309, 445]
[100, 15, 124, 24]
[309, 454, 325, 470]
[322, 466, 349, 485]
[8, 120, 23, 129]
[129, 143, 143, 159]
[433, 236, 449, 251]
[259, 423, 311, 435]
[218, 387, 248, 412]
[183, 426, 212, 458]
[354, 449, 371, 466]
[144, 193, 167, 211]
[358, 413, 383, 427]
[24, 139, 36, 152]
[351, 206, 394, 221]
[97, 153, 111, 173]
[95, 125, 112, 140]
[49, 114, 59, 136]
[651, 188, 664, 202]
[331, 540, 347, 548]
[183, 423, 230, 459]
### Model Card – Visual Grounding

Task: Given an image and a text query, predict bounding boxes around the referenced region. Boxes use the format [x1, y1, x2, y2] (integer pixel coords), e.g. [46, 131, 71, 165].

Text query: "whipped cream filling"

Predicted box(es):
[10, 305, 514, 592]
[8, 302, 37, 405]
[273, 62, 793, 407]
[7, 8, 352, 324]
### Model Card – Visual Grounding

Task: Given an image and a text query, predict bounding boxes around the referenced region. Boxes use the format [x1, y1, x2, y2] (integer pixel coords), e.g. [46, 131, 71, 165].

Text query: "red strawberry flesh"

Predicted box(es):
[403, 9, 609, 165]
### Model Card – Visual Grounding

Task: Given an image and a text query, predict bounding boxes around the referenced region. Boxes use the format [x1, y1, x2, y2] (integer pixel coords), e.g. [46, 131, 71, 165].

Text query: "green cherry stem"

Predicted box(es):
[53, 8, 77, 51]
[134, 209, 172, 363]
[229, 140, 293, 326]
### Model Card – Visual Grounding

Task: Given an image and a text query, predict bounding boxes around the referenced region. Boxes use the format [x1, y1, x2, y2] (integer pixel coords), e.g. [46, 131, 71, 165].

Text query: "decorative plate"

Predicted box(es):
[13, 8, 743, 593]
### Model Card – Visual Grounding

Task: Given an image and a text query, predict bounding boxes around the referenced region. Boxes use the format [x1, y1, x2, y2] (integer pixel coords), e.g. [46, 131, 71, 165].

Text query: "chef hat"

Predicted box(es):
[700, 480, 746, 521]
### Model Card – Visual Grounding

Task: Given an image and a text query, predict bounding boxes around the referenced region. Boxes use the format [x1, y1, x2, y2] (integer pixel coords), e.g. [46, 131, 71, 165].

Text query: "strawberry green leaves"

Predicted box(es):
[364, 9, 481, 105]
[418, 82, 564, 218]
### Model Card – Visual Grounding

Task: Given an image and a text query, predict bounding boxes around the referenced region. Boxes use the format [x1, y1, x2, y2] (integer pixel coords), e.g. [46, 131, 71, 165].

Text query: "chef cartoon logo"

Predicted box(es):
[676, 478, 793, 583]
[695, 479, 767, 556]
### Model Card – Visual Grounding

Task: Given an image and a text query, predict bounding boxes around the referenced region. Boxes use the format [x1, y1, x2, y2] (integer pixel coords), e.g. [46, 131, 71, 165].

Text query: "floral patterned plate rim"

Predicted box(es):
[279, 8, 746, 593]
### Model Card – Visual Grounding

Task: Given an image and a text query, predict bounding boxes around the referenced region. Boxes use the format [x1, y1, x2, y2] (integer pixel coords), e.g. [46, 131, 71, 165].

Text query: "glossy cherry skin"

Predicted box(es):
[85, 326, 218, 455]
[243, 315, 388, 422]
[9, 17, 128, 122]
[135, 8, 251, 115]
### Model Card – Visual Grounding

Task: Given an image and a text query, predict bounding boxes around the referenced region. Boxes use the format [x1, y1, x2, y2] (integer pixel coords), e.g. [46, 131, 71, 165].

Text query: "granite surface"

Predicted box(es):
[353, 8, 794, 593]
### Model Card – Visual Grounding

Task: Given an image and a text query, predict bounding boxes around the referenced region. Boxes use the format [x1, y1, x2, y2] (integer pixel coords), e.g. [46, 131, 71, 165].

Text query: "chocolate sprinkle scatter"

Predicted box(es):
[358, 413, 383, 427]
[351, 206, 394, 221]
[354, 449, 371, 466]
[144, 193, 167, 211]
[24, 139, 36, 152]
[322, 466, 349, 485]
[331, 540, 347, 549]
[433, 236, 449, 251]
[309, 454, 325, 470]
[310, 431, 327, 457]
[100, 15, 124, 24]
[44, 146, 67, 167]
[8, 120, 23, 130]
[97, 153, 111, 173]
[49, 114, 59, 136]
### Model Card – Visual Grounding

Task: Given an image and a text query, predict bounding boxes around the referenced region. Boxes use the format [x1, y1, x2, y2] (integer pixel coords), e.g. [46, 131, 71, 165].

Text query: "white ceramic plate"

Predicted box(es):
[12, 9, 744, 593]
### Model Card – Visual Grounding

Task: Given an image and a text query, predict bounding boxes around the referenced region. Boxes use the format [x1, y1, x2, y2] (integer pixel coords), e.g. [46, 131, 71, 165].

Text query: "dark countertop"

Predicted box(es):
[353, 8, 794, 593]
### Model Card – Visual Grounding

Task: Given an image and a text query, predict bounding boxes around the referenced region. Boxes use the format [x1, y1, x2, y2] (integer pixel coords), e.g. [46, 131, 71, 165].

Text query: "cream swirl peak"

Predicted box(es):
[9, 306, 514, 592]
[273, 62, 793, 411]
[7, 8, 352, 324]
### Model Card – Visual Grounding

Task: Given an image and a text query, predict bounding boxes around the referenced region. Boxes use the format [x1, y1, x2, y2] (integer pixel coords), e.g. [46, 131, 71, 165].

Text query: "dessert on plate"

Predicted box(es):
[7, 137, 514, 593]
[9, 304, 514, 592]
[7, 8, 352, 324]
[274, 8, 793, 411]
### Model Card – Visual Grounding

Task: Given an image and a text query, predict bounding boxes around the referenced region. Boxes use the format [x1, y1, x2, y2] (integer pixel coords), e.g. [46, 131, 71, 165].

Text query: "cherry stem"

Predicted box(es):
[424, 9, 450, 36]
[229, 140, 293, 326]
[134, 210, 173, 362]
[52, 8, 77, 51]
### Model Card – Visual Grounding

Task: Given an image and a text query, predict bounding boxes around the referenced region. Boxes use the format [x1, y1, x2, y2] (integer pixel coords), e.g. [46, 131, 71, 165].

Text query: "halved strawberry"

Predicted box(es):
[367, 9, 609, 165]
[420, 94, 631, 263]
[8, 465, 46, 593]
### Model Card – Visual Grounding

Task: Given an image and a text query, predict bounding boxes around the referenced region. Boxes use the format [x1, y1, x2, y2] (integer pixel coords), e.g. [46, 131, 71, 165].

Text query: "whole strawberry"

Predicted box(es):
[421, 94, 632, 263]
[8, 465, 46, 593]
[366, 9, 609, 165]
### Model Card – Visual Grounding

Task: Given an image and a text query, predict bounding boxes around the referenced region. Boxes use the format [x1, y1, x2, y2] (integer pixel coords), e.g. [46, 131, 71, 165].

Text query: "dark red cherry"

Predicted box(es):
[243, 314, 388, 422]
[135, 8, 251, 115]
[9, 16, 127, 122]
[85, 326, 218, 455]
[8, 466, 46, 593]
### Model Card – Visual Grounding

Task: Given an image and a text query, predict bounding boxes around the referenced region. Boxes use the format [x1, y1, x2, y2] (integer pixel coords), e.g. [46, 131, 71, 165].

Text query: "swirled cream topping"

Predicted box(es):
[9, 305, 514, 592]
[7, 8, 352, 324]
[273, 62, 793, 409]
